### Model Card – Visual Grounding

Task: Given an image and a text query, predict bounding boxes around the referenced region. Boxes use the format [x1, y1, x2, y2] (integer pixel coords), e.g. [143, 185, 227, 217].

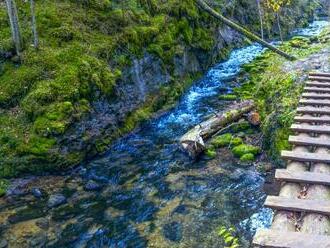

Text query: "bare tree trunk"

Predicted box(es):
[276, 12, 283, 42]
[30, 0, 39, 49]
[5, 0, 22, 57]
[256, 0, 264, 39]
[195, 0, 296, 60]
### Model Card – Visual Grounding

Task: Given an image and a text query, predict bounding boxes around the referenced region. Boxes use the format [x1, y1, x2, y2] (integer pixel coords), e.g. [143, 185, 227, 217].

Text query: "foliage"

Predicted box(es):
[218, 226, 239, 248]
[0, 179, 9, 197]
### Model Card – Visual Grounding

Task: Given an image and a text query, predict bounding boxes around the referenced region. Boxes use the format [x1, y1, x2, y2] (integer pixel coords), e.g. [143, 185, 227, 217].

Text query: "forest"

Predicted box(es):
[0, 0, 329, 247]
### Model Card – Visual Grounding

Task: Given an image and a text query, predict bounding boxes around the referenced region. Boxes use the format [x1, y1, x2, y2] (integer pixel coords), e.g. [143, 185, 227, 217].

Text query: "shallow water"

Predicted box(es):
[0, 20, 328, 248]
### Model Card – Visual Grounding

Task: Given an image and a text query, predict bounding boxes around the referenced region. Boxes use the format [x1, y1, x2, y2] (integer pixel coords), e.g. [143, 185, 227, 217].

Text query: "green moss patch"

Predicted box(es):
[0, 179, 9, 197]
[219, 94, 237, 101]
[232, 144, 260, 158]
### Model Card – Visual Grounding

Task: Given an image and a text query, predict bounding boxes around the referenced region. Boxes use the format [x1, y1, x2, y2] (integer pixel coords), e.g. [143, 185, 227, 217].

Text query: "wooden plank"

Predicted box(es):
[299, 99, 330, 106]
[275, 169, 330, 185]
[309, 72, 330, 77]
[294, 116, 330, 123]
[291, 124, 330, 134]
[289, 135, 330, 147]
[265, 196, 330, 215]
[306, 82, 330, 87]
[281, 150, 330, 163]
[302, 92, 330, 99]
[297, 106, 330, 114]
[309, 76, 330, 82]
[253, 229, 330, 248]
[304, 87, 330, 93]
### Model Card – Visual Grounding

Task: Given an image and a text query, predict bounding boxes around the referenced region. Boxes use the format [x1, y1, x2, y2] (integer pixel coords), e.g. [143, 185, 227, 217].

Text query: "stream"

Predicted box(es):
[0, 20, 328, 248]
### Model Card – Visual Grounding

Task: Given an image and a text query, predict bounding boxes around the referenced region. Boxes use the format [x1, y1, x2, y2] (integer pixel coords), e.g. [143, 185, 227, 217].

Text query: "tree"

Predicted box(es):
[5, 0, 22, 57]
[265, 0, 292, 42]
[30, 0, 39, 49]
[195, 0, 296, 60]
[256, 0, 264, 39]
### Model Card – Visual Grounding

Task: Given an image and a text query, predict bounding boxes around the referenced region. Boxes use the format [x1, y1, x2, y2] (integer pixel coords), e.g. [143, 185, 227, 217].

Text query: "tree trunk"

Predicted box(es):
[276, 12, 283, 42]
[30, 0, 39, 49]
[180, 100, 255, 158]
[256, 0, 264, 40]
[5, 0, 22, 57]
[195, 0, 296, 60]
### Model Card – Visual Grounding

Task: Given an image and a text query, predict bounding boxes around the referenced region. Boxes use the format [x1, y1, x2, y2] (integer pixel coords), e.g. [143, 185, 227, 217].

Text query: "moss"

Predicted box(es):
[239, 153, 255, 162]
[0, 179, 9, 197]
[231, 121, 250, 133]
[211, 133, 243, 148]
[232, 144, 260, 158]
[237, 26, 330, 164]
[205, 148, 217, 159]
[219, 94, 237, 101]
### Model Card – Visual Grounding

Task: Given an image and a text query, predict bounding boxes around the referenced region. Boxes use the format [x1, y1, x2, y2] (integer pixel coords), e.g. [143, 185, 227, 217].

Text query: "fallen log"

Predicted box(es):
[180, 100, 255, 158]
[195, 0, 297, 61]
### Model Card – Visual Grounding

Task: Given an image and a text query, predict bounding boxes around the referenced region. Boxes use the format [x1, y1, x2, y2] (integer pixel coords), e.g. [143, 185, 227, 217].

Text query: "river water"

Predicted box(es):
[0, 20, 328, 248]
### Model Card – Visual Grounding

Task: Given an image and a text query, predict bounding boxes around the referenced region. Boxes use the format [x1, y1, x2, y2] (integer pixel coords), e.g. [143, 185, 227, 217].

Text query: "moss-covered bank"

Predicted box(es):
[236, 27, 330, 165]
[0, 0, 319, 177]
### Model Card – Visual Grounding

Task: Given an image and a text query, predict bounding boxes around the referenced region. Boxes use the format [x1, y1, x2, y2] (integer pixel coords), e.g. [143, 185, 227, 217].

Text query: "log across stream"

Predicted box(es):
[180, 100, 256, 158]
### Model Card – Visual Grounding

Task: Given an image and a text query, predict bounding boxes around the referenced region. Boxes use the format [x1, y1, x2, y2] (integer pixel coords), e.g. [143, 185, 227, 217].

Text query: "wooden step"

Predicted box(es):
[309, 72, 330, 77]
[289, 135, 330, 147]
[296, 106, 330, 115]
[291, 124, 330, 134]
[304, 87, 330, 93]
[294, 116, 330, 123]
[281, 150, 330, 163]
[265, 196, 330, 215]
[309, 76, 330, 82]
[253, 229, 330, 248]
[302, 92, 330, 99]
[299, 99, 330, 106]
[275, 169, 330, 185]
[306, 82, 330, 87]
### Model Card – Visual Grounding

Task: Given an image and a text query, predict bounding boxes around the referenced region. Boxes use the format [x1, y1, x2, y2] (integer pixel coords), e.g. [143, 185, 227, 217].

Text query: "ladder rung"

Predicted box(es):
[304, 87, 330, 93]
[281, 150, 330, 163]
[289, 135, 330, 147]
[275, 169, 330, 185]
[291, 124, 330, 134]
[309, 76, 330, 82]
[299, 99, 330, 106]
[302, 92, 330, 99]
[265, 195, 330, 215]
[253, 229, 330, 248]
[296, 106, 330, 114]
[309, 72, 330, 77]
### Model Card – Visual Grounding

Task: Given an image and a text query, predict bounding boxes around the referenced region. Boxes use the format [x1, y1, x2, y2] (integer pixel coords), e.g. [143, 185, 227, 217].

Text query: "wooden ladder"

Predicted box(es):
[252, 72, 330, 248]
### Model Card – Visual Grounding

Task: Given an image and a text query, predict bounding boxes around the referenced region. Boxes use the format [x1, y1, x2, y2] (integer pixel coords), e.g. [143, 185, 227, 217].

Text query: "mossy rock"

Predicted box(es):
[232, 144, 260, 158]
[211, 133, 243, 148]
[219, 94, 237, 101]
[205, 148, 217, 159]
[239, 153, 255, 162]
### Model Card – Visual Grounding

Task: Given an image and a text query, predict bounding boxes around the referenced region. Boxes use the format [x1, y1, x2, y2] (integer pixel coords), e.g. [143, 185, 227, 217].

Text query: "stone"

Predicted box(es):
[84, 180, 102, 191]
[36, 218, 49, 230]
[247, 111, 261, 126]
[47, 194, 66, 208]
[163, 221, 183, 242]
[31, 188, 43, 198]
[0, 239, 7, 248]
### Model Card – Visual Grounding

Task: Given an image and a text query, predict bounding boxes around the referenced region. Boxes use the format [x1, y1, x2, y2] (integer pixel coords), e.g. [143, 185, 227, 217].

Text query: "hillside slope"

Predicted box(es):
[0, 0, 319, 177]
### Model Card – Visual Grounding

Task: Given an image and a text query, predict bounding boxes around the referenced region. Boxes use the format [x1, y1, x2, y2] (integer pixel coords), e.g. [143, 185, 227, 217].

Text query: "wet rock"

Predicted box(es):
[172, 205, 189, 215]
[47, 194, 66, 208]
[0, 239, 7, 248]
[36, 218, 49, 230]
[31, 188, 43, 198]
[163, 221, 182, 242]
[84, 180, 102, 191]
